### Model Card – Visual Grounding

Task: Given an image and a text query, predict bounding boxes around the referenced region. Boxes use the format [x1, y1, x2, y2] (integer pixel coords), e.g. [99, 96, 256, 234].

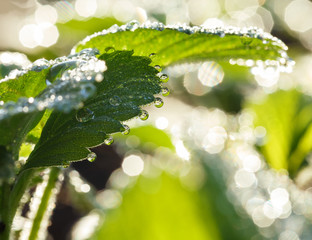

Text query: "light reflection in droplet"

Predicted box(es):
[108, 169, 131, 189]
[19, 23, 59, 48]
[155, 116, 169, 130]
[234, 169, 257, 188]
[80, 183, 91, 193]
[71, 211, 101, 240]
[254, 126, 266, 138]
[96, 189, 122, 209]
[242, 154, 261, 172]
[35, 5, 58, 24]
[202, 126, 227, 154]
[270, 188, 289, 207]
[175, 140, 190, 161]
[112, 0, 135, 22]
[122, 155, 144, 176]
[75, 0, 97, 18]
[263, 200, 283, 219]
[278, 230, 300, 240]
[252, 205, 275, 228]
[184, 71, 210, 96]
[198, 61, 224, 87]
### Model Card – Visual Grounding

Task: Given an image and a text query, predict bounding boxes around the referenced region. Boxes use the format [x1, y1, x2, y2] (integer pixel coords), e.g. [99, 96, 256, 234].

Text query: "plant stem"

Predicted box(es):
[0, 169, 37, 240]
[0, 182, 10, 235]
[28, 167, 60, 240]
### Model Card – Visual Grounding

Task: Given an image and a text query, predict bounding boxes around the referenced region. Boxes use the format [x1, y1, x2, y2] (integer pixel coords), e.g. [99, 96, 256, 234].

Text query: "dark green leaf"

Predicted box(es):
[23, 50, 163, 169]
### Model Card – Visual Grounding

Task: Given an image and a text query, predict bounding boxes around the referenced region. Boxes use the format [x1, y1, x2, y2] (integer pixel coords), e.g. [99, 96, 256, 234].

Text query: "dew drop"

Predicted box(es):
[105, 47, 115, 53]
[104, 136, 114, 145]
[198, 61, 224, 87]
[45, 79, 52, 86]
[31, 59, 50, 72]
[139, 110, 149, 121]
[159, 74, 169, 83]
[62, 161, 69, 168]
[161, 87, 170, 97]
[80, 84, 96, 99]
[217, 31, 225, 38]
[149, 53, 156, 58]
[241, 36, 253, 45]
[87, 152, 96, 162]
[109, 96, 121, 106]
[122, 125, 130, 135]
[76, 108, 94, 123]
[154, 97, 164, 108]
[95, 73, 104, 82]
[154, 65, 162, 71]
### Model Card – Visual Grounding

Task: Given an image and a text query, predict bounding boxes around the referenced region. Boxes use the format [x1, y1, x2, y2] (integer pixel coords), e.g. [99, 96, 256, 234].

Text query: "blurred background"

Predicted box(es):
[2, 0, 312, 239]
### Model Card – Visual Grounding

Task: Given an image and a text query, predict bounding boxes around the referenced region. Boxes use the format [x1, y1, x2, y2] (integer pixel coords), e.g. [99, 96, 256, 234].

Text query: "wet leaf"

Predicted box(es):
[73, 21, 292, 72]
[23, 50, 162, 169]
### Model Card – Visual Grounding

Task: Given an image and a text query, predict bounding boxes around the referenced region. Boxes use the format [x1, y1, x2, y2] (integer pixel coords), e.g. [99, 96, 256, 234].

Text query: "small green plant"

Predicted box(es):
[0, 21, 295, 239]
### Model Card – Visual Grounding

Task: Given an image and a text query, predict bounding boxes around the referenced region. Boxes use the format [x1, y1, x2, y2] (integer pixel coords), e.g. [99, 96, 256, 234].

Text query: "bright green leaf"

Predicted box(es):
[73, 21, 292, 70]
[91, 173, 221, 240]
[246, 90, 312, 176]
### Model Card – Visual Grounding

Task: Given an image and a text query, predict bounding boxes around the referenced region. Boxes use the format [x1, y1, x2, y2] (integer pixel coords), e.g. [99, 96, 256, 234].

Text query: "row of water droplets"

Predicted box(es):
[72, 20, 294, 75]
[81, 50, 170, 162]
[0, 48, 106, 121]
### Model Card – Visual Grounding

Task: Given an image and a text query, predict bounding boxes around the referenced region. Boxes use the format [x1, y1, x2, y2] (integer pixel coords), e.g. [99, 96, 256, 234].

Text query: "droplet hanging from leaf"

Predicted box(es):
[76, 108, 94, 123]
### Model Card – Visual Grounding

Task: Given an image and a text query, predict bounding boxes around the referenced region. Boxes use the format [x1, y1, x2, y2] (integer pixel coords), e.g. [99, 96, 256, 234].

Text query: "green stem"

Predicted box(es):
[28, 167, 60, 240]
[0, 182, 10, 234]
[0, 169, 37, 240]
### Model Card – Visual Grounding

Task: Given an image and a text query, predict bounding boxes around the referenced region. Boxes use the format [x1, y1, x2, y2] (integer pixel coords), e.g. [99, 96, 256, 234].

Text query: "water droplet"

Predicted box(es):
[139, 110, 149, 120]
[76, 108, 94, 123]
[154, 97, 164, 108]
[122, 125, 130, 135]
[159, 74, 169, 83]
[87, 152, 96, 162]
[95, 73, 104, 82]
[62, 161, 69, 168]
[241, 36, 253, 45]
[80, 84, 96, 99]
[104, 136, 114, 145]
[149, 53, 156, 58]
[161, 87, 170, 97]
[78, 48, 100, 56]
[31, 59, 50, 72]
[154, 65, 162, 71]
[105, 47, 115, 53]
[198, 61, 224, 87]
[126, 20, 139, 31]
[217, 31, 225, 38]
[109, 96, 121, 106]
[47, 60, 78, 83]
[45, 79, 52, 86]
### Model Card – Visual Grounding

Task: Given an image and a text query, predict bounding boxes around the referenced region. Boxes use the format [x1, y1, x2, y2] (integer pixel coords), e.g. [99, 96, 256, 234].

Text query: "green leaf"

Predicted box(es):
[0, 49, 104, 157]
[0, 146, 14, 180]
[0, 69, 49, 103]
[116, 125, 175, 151]
[23, 50, 163, 169]
[73, 21, 292, 70]
[246, 90, 312, 176]
[90, 173, 222, 240]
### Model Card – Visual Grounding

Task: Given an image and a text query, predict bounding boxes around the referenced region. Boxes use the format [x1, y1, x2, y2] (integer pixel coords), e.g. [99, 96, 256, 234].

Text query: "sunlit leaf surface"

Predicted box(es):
[74, 21, 292, 71]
